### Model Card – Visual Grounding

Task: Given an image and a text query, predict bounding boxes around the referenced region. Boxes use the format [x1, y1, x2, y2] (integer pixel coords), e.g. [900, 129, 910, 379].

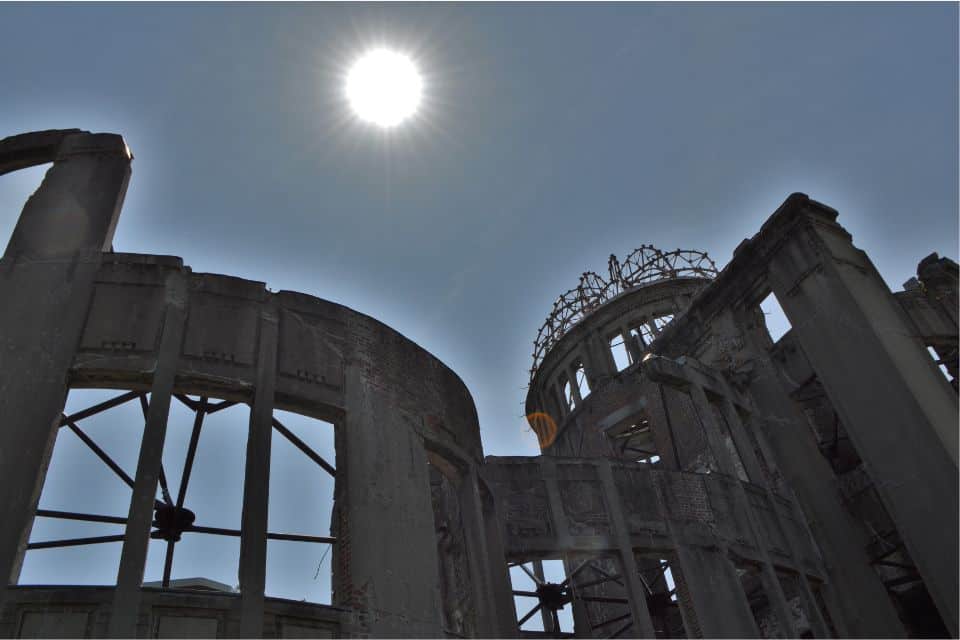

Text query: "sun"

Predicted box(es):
[345, 48, 423, 129]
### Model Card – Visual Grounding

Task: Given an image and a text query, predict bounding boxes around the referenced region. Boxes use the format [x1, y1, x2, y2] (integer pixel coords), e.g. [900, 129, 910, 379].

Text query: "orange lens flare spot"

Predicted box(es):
[525, 412, 558, 449]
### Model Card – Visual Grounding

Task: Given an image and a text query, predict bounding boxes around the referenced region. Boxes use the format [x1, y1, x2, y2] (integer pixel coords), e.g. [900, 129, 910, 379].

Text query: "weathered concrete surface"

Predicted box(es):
[2, 129, 956, 639]
[0, 130, 131, 605]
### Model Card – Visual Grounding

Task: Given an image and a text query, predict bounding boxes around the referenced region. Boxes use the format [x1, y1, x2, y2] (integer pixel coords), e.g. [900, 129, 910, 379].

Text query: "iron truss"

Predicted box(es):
[531, 246, 718, 380]
[29, 390, 335, 589]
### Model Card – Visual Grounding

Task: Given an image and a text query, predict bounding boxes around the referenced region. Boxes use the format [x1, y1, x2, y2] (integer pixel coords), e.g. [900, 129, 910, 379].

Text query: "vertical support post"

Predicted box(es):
[731, 306, 906, 637]
[458, 469, 517, 638]
[108, 272, 187, 638]
[0, 131, 131, 608]
[531, 561, 557, 633]
[237, 304, 279, 637]
[767, 208, 958, 634]
[598, 459, 658, 638]
[670, 544, 760, 638]
[339, 317, 445, 637]
[686, 381, 798, 637]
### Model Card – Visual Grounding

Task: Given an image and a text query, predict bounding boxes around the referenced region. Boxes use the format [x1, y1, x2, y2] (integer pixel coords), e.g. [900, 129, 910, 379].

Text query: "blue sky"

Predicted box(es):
[1, 1, 956, 606]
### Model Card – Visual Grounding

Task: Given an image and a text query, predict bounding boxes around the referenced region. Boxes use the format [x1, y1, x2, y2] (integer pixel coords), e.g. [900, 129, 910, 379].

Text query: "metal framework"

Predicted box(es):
[26, 390, 336, 590]
[531, 247, 718, 379]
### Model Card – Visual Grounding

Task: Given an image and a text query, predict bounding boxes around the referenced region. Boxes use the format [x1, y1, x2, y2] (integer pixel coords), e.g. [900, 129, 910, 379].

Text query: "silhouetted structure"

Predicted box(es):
[0, 130, 956, 638]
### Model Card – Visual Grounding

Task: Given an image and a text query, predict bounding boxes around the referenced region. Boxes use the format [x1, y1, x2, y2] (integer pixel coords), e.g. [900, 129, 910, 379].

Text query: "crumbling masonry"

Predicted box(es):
[0, 130, 956, 638]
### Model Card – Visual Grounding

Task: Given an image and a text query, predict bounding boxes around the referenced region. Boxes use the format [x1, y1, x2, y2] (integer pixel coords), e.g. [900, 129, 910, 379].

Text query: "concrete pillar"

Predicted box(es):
[237, 305, 279, 637]
[458, 470, 517, 638]
[768, 211, 958, 634]
[0, 131, 131, 607]
[686, 382, 798, 637]
[339, 357, 444, 637]
[598, 460, 657, 638]
[671, 544, 760, 638]
[733, 307, 906, 637]
[108, 272, 187, 637]
[715, 398, 833, 638]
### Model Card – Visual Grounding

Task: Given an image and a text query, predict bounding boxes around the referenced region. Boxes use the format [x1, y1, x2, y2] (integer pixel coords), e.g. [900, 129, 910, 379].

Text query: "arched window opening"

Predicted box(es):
[560, 375, 576, 412]
[573, 360, 590, 401]
[609, 333, 631, 372]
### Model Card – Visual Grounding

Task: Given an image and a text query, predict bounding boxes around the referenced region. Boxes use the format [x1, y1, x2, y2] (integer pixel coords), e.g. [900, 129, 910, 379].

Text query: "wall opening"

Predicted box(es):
[606, 417, 660, 464]
[635, 552, 688, 638]
[609, 333, 631, 372]
[18, 388, 144, 586]
[508, 559, 574, 635]
[760, 292, 791, 344]
[265, 409, 336, 604]
[566, 553, 636, 638]
[729, 557, 777, 637]
[560, 375, 576, 412]
[573, 360, 590, 401]
[708, 400, 749, 482]
[926, 345, 953, 382]
[142, 394, 248, 592]
[775, 570, 815, 638]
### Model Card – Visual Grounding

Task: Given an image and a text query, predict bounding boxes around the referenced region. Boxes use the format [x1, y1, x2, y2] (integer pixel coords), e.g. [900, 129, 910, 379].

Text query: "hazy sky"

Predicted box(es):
[1, 1, 956, 610]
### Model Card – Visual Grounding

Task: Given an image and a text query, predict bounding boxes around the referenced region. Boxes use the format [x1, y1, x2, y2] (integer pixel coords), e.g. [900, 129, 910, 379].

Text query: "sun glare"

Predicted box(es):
[345, 48, 423, 128]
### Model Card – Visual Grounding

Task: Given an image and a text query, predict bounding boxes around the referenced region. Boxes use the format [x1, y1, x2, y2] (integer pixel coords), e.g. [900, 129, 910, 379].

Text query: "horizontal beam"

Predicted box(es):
[35, 509, 127, 525]
[28, 534, 126, 550]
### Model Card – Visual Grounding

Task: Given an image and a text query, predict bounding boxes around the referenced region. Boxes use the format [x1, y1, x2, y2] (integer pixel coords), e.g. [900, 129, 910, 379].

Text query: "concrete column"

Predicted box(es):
[458, 469, 517, 638]
[108, 272, 187, 638]
[237, 305, 279, 637]
[768, 214, 958, 634]
[340, 358, 444, 637]
[475, 476, 520, 638]
[733, 307, 906, 637]
[671, 544, 760, 638]
[598, 460, 657, 638]
[686, 383, 798, 637]
[0, 131, 131, 603]
[715, 399, 832, 638]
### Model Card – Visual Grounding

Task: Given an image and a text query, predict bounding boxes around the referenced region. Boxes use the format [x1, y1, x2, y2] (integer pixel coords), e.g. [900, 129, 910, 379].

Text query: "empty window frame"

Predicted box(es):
[508, 559, 574, 635]
[609, 332, 631, 372]
[607, 417, 660, 464]
[265, 409, 336, 605]
[573, 360, 590, 401]
[760, 292, 791, 344]
[559, 374, 576, 412]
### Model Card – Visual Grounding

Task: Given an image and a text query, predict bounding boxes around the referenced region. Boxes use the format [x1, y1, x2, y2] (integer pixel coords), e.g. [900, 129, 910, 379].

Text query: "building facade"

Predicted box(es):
[0, 130, 956, 638]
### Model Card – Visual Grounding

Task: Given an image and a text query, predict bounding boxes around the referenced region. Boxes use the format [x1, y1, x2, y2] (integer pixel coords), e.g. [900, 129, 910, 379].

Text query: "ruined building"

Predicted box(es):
[0, 130, 956, 638]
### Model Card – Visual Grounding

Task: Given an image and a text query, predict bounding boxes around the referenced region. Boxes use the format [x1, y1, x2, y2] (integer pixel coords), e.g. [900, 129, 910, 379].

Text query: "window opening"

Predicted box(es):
[730, 558, 777, 637]
[265, 409, 336, 604]
[775, 570, 815, 638]
[567, 554, 635, 638]
[635, 553, 687, 638]
[508, 559, 574, 635]
[142, 395, 248, 591]
[560, 375, 576, 412]
[19, 388, 146, 586]
[607, 418, 660, 464]
[573, 360, 590, 401]
[760, 292, 791, 344]
[927, 345, 953, 382]
[609, 333, 631, 372]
